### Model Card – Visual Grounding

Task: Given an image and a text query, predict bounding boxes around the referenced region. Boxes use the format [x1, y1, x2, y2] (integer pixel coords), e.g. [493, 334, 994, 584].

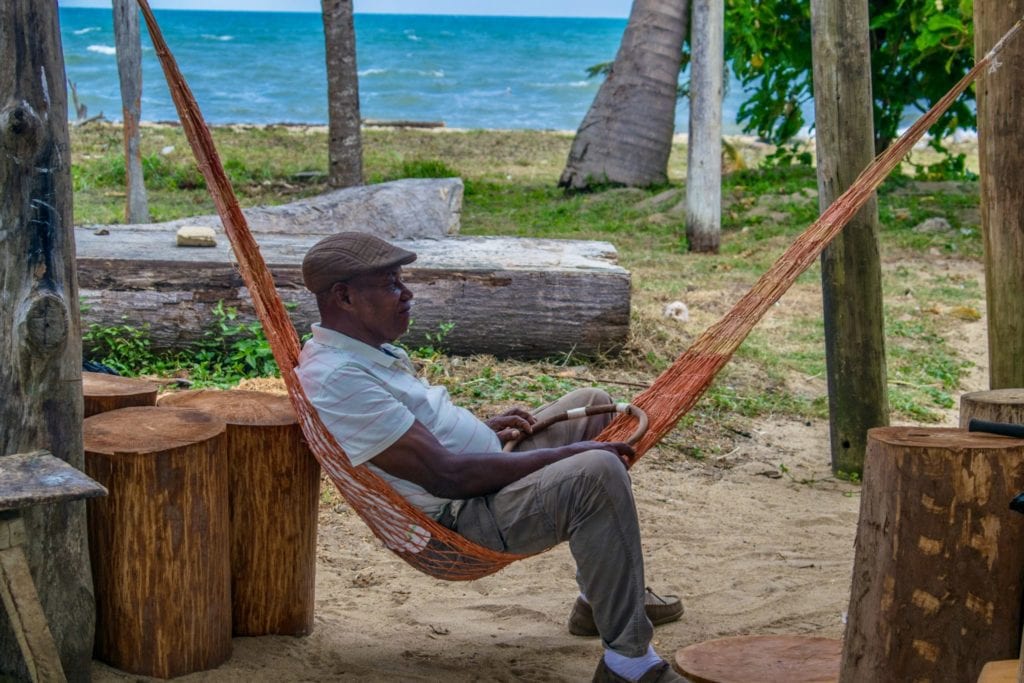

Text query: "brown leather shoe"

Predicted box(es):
[569, 587, 684, 637]
[592, 657, 691, 682]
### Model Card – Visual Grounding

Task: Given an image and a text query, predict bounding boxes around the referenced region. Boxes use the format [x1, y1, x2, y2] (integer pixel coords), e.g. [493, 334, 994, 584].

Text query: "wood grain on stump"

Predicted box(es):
[158, 389, 319, 636]
[840, 427, 1024, 683]
[675, 635, 840, 683]
[82, 372, 158, 418]
[84, 407, 230, 679]
[960, 388, 1024, 427]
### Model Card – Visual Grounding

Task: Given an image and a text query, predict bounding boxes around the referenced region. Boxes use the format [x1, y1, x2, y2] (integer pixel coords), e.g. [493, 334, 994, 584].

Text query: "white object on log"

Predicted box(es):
[176, 226, 217, 247]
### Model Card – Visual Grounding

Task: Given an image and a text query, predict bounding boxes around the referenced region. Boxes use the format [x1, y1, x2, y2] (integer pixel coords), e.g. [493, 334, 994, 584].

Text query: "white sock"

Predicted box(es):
[604, 645, 663, 681]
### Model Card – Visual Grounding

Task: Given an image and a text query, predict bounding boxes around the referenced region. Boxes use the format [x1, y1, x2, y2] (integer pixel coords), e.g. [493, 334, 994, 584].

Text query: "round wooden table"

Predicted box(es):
[676, 635, 841, 683]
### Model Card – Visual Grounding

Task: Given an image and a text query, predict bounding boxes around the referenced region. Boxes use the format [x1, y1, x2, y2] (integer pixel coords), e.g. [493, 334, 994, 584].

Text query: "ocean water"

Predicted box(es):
[59, 7, 764, 132]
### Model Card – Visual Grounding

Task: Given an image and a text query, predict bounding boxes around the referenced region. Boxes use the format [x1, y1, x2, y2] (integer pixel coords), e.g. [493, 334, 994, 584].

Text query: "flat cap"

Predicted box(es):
[302, 232, 416, 294]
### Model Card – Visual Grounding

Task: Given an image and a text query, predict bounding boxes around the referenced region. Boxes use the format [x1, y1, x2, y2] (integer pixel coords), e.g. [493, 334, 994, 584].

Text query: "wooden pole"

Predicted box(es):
[82, 371, 158, 418]
[0, 2, 95, 679]
[84, 407, 231, 678]
[840, 427, 1024, 682]
[810, 0, 889, 477]
[685, 0, 724, 253]
[112, 0, 149, 223]
[976, 1, 1024, 390]
[158, 389, 320, 636]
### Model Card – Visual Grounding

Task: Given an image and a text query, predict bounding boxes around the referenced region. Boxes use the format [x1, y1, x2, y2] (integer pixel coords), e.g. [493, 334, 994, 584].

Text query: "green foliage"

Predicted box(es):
[83, 302, 278, 387]
[368, 158, 461, 184]
[719, 0, 975, 175]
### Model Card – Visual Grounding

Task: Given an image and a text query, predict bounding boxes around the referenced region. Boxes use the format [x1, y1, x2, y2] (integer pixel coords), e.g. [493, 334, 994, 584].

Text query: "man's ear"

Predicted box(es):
[331, 281, 353, 306]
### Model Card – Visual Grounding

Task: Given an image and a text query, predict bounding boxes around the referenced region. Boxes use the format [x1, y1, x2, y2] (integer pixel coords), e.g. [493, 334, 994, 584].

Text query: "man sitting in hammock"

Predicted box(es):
[296, 232, 687, 683]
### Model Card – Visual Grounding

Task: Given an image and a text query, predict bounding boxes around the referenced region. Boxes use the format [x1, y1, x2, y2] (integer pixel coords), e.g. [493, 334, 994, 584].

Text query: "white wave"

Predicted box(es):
[359, 68, 388, 77]
[87, 45, 116, 56]
[201, 34, 234, 41]
[74, 27, 100, 36]
[404, 30, 421, 42]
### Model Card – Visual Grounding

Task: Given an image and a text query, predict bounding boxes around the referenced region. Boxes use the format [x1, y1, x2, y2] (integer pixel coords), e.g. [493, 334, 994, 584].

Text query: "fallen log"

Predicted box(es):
[83, 177, 464, 241]
[77, 234, 630, 359]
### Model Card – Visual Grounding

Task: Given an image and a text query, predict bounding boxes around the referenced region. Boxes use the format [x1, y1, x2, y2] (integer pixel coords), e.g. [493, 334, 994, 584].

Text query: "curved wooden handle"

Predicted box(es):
[501, 403, 648, 452]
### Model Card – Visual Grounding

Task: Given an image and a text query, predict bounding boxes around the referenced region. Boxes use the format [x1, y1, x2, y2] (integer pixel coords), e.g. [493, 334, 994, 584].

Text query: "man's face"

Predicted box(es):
[337, 267, 414, 346]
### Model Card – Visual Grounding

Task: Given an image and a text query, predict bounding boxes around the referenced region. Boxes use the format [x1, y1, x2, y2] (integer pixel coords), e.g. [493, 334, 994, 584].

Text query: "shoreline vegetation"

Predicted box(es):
[74, 122, 986, 461]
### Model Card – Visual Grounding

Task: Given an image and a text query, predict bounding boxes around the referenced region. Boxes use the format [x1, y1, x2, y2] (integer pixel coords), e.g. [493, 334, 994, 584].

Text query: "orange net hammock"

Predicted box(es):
[137, 0, 1021, 581]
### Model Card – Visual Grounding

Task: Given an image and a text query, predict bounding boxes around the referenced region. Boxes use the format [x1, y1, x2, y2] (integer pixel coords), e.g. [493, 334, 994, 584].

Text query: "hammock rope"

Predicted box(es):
[136, 0, 1021, 581]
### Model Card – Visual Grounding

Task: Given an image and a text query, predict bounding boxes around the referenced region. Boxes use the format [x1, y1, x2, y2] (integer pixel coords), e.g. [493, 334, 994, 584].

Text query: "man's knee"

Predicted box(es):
[577, 449, 631, 489]
[562, 387, 613, 407]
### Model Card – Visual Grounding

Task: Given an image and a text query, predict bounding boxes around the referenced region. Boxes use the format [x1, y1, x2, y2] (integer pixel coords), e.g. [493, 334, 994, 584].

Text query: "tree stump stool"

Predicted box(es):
[157, 389, 319, 636]
[83, 407, 231, 679]
[840, 427, 1024, 683]
[976, 659, 1019, 683]
[960, 388, 1024, 428]
[675, 635, 841, 683]
[82, 371, 158, 418]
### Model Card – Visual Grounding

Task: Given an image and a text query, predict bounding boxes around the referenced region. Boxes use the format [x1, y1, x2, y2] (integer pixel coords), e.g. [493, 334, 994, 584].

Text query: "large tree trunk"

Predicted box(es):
[559, 0, 689, 190]
[76, 235, 631, 359]
[0, 2, 94, 680]
[113, 0, 149, 223]
[684, 0, 723, 253]
[976, 0, 1024, 389]
[321, 0, 363, 189]
[810, 0, 888, 477]
[840, 427, 1024, 682]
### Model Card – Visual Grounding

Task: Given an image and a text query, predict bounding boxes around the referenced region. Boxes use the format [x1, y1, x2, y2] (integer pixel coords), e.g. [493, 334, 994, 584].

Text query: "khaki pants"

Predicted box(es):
[450, 388, 652, 657]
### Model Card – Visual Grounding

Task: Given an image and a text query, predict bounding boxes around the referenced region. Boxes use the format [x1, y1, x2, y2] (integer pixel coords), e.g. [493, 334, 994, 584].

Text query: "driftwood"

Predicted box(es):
[83, 177, 464, 241]
[77, 234, 631, 359]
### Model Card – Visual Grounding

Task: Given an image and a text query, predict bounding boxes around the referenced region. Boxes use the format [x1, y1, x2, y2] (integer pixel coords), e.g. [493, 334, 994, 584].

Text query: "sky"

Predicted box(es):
[58, 0, 633, 19]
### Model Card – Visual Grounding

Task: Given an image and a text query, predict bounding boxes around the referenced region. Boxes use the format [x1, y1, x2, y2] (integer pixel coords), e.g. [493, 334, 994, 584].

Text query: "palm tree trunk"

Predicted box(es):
[322, 0, 363, 189]
[685, 0, 723, 252]
[559, 0, 689, 190]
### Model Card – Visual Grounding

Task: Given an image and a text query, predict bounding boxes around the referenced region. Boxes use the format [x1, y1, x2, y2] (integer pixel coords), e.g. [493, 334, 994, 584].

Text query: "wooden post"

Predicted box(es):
[82, 371, 158, 418]
[84, 407, 231, 678]
[810, 0, 888, 477]
[158, 389, 320, 636]
[0, 2, 95, 679]
[975, 0, 1024, 389]
[840, 427, 1024, 683]
[961, 388, 1024, 427]
[685, 0, 724, 253]
[112, 0, 149, 223]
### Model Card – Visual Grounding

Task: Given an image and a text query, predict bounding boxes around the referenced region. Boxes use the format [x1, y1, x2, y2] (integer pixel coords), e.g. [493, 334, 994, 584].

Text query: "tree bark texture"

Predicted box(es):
[840, 427, 1024, 683]
[76, 235, 631, 359]
[960, 388, 1024, 428]
[975, 0, 1024, 389]
[684, 0, 723, 253]
[82, 371, 158, 418]
[559, 0, 689, 190]
[112, 0, 149, 223]
[157, 390, 320, 636]
[321, 0, 363, 189]
[810, 0, 888, 477]
[0, 2, 94, 679]
[84, 407, 231, 678]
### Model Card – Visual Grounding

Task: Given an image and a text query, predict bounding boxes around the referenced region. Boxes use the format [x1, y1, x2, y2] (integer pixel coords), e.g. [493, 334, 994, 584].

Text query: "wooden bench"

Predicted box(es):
[0, 451, 106, 683]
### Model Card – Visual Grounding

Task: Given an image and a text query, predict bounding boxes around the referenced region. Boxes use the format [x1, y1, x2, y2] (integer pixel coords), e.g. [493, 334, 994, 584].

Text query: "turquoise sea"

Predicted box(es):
[59, 7, 762, 132]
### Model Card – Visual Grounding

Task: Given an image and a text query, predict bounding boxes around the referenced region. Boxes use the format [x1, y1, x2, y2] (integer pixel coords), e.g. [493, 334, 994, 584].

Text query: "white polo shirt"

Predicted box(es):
[295, 324, 501, 519]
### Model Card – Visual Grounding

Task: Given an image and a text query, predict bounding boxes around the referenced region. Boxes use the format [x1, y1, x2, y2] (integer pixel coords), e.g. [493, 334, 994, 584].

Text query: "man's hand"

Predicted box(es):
[485, 408, 537, 445]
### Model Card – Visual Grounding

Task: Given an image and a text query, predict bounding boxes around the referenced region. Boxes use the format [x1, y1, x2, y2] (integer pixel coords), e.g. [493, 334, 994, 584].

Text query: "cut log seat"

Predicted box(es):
[77, 234, 631, 359]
